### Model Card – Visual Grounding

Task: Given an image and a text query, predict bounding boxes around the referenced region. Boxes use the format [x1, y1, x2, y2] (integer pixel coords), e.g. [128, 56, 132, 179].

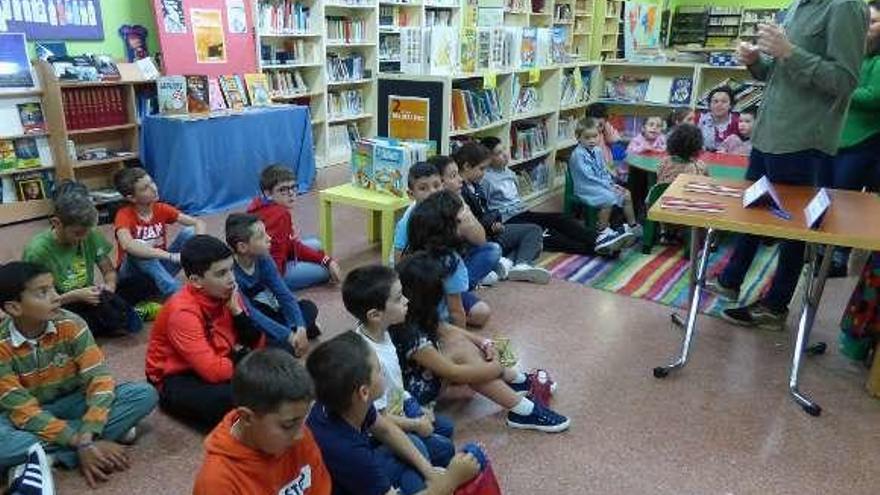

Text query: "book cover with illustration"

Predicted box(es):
[157, 76, 188, 115]
[520, 27, 537, 68]
[208, 78, 227, 111]
[13, 138, 40, 168]
[185, 75, 211, 114]
[371, 142, 408, 197]
[14, 172, 47, 201]
[219, 75, 246, 110]
[0, 140, 16, 170]
[244, 73, 271, 106]
[669, 77, 693, 105]
[17, 103, 47, 134]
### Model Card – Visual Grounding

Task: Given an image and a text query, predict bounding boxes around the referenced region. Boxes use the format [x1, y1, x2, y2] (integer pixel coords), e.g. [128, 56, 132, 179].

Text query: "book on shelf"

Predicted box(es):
[380, 34, 401, 61]
[157, 76, 188, 115]
[17, 103, 46, 134]
[11, 138, 41, 168]
[477, 7, 503, 27]
[429, 26, 458, 75]
[426, 8, 454, 26]
[185, 75, 211, 114]
[560, 67, 590, 106]
[327, 53, 367, 82]
[257, 0, 312, 34]
[644, 76, 674, 104]
[380, 5, 415, 27]
[351, 138, 435, 197]
[261, 39, 311, 65]
[328, 124, 360, 163]
[451, 86, 502, 130]
[510, 118, 549, 161]
[400, 27, 427, 74]
[208, 78, 228, 111]
[91, 54, 120, 81]
[669, 77, 693, 105]
[511, 73, 541, 114]
[267, 70, 309, 97]
[551, 27, 568, 64]
[219, 75, 247, 110]
[13, 171, 52, 202]
[520, 27, 536, 68]
[476, 27, 505, 71]
[459, 29, 478, 74]
[244, 73, 272, 106]
[557, 114, 578, 141]
[326, 16, 369, 43]
[604, 75, 648, 103]
[328, 89, 365, 118]
[62, 86, 129, 129]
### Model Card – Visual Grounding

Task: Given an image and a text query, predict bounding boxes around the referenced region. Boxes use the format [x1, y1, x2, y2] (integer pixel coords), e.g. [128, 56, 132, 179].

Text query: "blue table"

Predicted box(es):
[141, 106, 315, 215]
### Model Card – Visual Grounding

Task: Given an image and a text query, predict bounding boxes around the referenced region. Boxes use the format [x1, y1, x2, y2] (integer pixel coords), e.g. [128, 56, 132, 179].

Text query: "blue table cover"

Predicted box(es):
[141, 106, 315, 215]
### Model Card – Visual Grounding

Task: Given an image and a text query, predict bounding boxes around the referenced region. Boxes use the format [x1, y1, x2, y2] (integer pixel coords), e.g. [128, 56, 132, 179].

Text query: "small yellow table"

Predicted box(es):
[318, 183, 412, 264]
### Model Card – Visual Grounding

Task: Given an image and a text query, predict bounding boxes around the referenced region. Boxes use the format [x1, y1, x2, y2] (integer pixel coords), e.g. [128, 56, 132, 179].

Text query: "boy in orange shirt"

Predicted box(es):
[193, 348, 332, 495]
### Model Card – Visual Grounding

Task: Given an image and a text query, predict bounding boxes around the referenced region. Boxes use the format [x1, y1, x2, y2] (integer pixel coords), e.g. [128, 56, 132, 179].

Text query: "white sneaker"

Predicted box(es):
[7, 443, 55, 495]
[118, 426, 138, 445]
[495, 257, 513, 280]
[625, 223, 643, 239]
[596, 227, 632, 253]
[480, 271, 499, 286]
[508, 264, 551, 284]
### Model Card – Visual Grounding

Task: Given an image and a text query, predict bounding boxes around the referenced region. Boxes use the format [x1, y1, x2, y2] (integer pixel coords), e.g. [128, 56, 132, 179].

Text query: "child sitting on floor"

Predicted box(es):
[344, 265, 456, 468]
[447, 145, 550, 284]
[717, 109, 755, 156]
[145, 235, 264, 430]
[226, 213, 320, 358]
[0, 262, 158, 487]
[394, 162, 444, 264]
[306, 331, 480, 495]
[193, 349, 332, 495]
[626, 116, 667, 155]
[657, 123, 708, 185]
[248, 165, 341, 293]
[113, 167, 206, 301]
[24, 181, 141, 336]
[569, 117, 639, 253]
[406, 191, 494, 328]
[393, 252, 569, 433]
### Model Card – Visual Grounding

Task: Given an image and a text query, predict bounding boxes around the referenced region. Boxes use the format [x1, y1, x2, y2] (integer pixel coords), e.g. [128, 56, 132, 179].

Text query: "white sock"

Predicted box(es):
[511, 397, 535, 416]
[508, 371, 527, 384]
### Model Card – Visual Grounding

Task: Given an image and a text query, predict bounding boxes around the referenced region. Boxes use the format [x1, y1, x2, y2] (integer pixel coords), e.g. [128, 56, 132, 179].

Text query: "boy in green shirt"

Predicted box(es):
[23, 182, 141, 337]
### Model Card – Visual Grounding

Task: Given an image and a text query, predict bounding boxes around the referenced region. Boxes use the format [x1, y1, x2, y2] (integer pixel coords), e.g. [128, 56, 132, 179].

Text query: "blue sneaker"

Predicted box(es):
[506, 403, 570, 433]
[7, 443, 54, 495]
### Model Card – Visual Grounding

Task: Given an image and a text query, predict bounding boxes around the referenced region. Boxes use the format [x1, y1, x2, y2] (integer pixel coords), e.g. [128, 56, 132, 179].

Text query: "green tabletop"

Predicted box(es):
[626, 152, 748, 180]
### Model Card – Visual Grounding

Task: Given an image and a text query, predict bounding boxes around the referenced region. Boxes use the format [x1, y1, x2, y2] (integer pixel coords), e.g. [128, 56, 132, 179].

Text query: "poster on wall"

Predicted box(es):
[0, 0, 103, 40]
[388, 96, 429, 141]
[226, 0, 247, 34]
[0, 33, 35, 90]
[161, 0, 187, 34]
[623, 3, 661, 59]
[192, 9, 226, 64]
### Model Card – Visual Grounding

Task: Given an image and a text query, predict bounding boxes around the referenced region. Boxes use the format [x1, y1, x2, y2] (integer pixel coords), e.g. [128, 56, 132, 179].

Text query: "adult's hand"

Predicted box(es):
[736, 41, 761, 66]
[756, 23, 794, 60]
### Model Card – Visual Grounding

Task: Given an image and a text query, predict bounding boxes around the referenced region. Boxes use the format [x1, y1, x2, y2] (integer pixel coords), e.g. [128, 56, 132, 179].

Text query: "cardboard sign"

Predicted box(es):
[388, 95, 430, 140]
[742, 175, 786, 215]
[482, 72, 496, 90]
[528, 68, 540, 84]
[804, 188, 831, 229]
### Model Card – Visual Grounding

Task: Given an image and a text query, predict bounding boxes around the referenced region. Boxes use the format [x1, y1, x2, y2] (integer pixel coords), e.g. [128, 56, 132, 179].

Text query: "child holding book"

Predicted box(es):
[657, 124, 708, 185]
[226, 213, 320, 358]
[718, 109, 755, 156]
[248, 165, 341, 292]
[113, 167, 206, 300]
[344, 265, 455, 468]
[393, 252, 569, 433]
[569, 118, 639, 253]
[626, 116, 667, 155]
[23, 181, 141, 336]
[0, 262, 158, 487]
[193, 349, 332, 495]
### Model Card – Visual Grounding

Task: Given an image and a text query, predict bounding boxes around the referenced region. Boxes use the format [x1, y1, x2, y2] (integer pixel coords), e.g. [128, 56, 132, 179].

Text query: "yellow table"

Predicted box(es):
[318, 183, 411, 264]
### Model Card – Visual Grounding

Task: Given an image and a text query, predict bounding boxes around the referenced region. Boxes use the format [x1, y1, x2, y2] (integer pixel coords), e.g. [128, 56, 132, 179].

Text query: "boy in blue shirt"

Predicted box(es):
[225, 213, 319, 357]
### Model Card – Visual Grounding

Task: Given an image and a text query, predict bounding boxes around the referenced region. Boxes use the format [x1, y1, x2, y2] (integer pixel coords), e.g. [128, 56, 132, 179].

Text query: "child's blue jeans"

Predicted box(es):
[374, 433, 432, 495]
[463, 242, 502, 289]
[118, 227, 195, 298]
[283, 237, 331, 292]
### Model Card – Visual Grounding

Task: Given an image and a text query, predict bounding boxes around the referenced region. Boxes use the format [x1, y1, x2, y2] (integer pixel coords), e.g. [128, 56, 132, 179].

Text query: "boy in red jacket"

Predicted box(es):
[145, 235, 264, 430]
[247, 165, 341, 293]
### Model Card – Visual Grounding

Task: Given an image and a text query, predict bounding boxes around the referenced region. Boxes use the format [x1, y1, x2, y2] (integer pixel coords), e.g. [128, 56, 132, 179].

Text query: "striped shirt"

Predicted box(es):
[0, 309, 115, 446]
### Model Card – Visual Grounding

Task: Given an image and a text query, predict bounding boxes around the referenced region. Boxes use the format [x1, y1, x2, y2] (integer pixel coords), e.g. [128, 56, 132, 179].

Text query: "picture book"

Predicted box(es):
[207, 78, 227, 111]
[670, 77, 693, 105]
[219, 75, 246, 110]
[0, 140, 16, 170]
[185, 75, 211, 114]
[235, 75, 250, 106]
[157, 76, 188, 115]
[244, 73, 271, 106]
[14, 172, 47, 201]
[520, 27, 537, 68]
[17, 103, 47, 134]
[13, 138, 40, 168]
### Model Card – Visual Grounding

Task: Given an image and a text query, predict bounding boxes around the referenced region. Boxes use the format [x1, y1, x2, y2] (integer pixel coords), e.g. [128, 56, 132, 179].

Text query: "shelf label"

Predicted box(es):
[528, 69, 540, 84]
[742, 175, 789, 219]
[483, 72, 496, 89]
[804, 188, 831, 230]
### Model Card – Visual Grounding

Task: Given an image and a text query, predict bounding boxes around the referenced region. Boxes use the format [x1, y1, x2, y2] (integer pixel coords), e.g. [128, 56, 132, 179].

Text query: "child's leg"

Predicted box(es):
[463, 242, 502, 288]
[496, 223, 543, 265]
[161, 226, 196, 275]
[431, 413, 454, 438]
[597, 207, 613, 231]
[0, 415, 47, 469]
[420, 432, 454, 467]
[284, 261, 330, 292]
[441, 335, 521, 409]
[460, 291, 490, 328]
[159, 373, 233, 431]
[120, 255, 183, 298]
[621, 189, 637, 226]
[374, 435, 430, 494]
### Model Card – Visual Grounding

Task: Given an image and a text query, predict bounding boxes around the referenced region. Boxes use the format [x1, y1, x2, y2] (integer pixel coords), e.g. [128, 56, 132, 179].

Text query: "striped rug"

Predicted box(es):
[537, 240, 780, 317]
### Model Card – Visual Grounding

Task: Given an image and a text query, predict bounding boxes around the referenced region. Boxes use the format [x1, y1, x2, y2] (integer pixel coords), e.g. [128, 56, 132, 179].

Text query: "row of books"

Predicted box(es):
[560, 68, 591, 106]
[557, 114, 578, 142]
[62, 86, 128, 130]
[328, 123, 362, 164]
[256, 0, 312, 34]
[451, 87, 503, 131]
[0, 102, 47, 137]
[379, 6, 416, 27]
[379, 35, 401, 61]
[514, 158, 552, 198]
[0, 137, 51, 171]
[261, 39, 315, 66]
[425, 8, 454, 27]
[0, 170, 55, 204]
[697, 78, 765, 112]
[268, 70, 309, 98]
[328, 89, 365, 118]
[510, 119, 549, 161]
[512, 80, 541, 115]
[326, 16, 369, 43]
[351, 138, 435, 197]
[603, 75, 693, 106]
[157, 74, 271, 116]
[327, 53, 367, 82]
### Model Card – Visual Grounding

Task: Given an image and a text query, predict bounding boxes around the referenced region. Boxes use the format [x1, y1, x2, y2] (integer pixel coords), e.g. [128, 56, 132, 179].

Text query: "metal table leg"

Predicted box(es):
[789, 244, 833, 416]
[654, 227, 714, 378]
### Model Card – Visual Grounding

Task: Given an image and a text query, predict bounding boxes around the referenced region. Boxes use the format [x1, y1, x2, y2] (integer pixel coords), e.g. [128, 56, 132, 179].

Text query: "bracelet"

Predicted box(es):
[76, 440, 95, 451]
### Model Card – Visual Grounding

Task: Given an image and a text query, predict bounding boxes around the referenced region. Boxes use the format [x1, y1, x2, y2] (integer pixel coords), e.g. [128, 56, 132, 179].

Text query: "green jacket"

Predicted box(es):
[840, 55, 880, 149]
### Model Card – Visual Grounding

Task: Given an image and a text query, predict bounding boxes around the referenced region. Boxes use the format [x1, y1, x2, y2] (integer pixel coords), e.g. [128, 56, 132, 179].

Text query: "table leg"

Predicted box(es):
[318, 199, 334, 258]
[367, 210, 381, 244]
[654, 227, 714, 378]
[671, 228, 703, 329]
[788, 244, 833, 417]
[380, 209, 396, 265]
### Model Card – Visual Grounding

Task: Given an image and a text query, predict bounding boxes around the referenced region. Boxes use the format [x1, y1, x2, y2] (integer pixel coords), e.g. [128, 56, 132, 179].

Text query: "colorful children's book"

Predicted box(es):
[520, 27, 537, 68]
[0, 140, 16, 170]
[219, 75, 246, 110]
[208, 78, 227, 111]
[185, 75, 211, 114]
[157, 76, 188, 115]
[234, 75, 250, 106]
[13, 138, 40, 168]
[669, 77, 693, 105]
[14, 172, 47, 201]
[17, 103, 46, 134]
[244, 73, 271, 106]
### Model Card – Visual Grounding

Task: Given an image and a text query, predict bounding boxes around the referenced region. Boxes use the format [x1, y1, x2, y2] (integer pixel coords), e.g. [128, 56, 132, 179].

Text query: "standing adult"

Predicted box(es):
[707, 0, 869, 331]
[697, 86, 739, 151]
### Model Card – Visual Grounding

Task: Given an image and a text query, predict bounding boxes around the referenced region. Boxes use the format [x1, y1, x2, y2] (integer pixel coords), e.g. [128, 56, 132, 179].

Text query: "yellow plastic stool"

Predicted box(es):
[318, 183, 411, 265]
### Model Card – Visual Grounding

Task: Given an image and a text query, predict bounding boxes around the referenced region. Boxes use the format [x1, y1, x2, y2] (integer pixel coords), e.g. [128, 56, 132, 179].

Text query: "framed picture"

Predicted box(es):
[0, 33, 36, 91]
[17, 177, 46, 201]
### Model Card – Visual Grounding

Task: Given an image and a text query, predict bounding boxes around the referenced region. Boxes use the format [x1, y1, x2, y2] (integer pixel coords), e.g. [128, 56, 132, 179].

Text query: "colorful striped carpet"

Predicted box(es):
[537, 241, 780, 317]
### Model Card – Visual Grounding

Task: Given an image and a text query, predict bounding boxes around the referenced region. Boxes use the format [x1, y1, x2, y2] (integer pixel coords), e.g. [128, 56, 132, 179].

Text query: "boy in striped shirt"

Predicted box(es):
[0, 262, 158, 488]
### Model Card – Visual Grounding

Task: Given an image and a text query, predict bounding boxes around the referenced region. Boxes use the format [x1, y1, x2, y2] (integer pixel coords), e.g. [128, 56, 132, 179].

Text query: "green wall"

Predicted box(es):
[27, 0, 159, 60]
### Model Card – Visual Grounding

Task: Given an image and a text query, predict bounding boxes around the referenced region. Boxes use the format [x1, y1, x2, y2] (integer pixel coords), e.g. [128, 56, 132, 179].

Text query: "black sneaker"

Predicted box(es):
[721, 301, 787, 332]
[704, 276, 739, 302]
[506, 403, 570, 433]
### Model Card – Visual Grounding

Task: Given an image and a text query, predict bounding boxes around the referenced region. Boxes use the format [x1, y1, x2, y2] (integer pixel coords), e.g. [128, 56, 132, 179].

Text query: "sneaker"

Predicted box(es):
[134, 301, 162, 322]
[510, 369, 558, 405]
[307, 324, 322, 340]
[495, 257, 513, 280]
[507, 264, 551, 284]
[7, 444, 55, 495]
[596, 228, 632, 254]
[480, 271, 499, 287]
[704, 276, 739, 302]
[506, 403, 570, 433]
[625, 223, 643, 239]
[118, 426, 138, 445]
[721, 301, 788, 332]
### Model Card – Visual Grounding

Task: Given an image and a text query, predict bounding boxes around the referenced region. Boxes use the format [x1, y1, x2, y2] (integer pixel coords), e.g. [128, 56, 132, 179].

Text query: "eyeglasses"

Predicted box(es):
[274, 185, 297, 196]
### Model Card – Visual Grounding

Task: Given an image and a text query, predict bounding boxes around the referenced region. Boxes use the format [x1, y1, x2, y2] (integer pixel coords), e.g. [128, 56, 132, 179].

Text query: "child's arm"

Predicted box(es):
[603, 122, 621, 144]
[382, 411, 434, 437]
[96, 256, 118, 292]
[370, 414, 435, 480]
[458, 205, 487, 245]
[411, 344, 504, 384]
[69, 323, 116, 439]
[446, 293, 468, 329]
[176, 213, 207, 235]
[0, 362, 82, 447]
[626, 135, 647, 155]
[166, 309, 235, 383]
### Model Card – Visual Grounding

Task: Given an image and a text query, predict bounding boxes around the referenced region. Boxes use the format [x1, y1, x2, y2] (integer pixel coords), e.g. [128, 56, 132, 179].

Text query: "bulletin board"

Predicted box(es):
[150, 0, 256, 77]
[1, 0, 105, 40]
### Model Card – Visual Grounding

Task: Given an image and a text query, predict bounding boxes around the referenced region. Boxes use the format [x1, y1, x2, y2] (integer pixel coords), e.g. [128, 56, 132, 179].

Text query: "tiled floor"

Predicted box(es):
[2, 165, 879, 494]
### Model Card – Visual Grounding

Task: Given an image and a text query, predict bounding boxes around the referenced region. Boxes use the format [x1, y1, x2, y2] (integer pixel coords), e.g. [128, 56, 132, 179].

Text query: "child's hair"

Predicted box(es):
[341, 265, 397, 323]
[576, 117, 600, 138]
[667, 108, 692, 129]
[643, 116, 664, 128]
[259, 164, 296, 194]
[739, 108, 757, 119]
[405, 189, 464, 257]
[233, 348, 314, 414]
[479, 136, 502, 152]
[666, 123, 704, 161]
[306, 331, 374, 415]
[407, 161, 440, 189]
[0, 262, 51, 307]
[181, 235, 233, 277]
[396, 251, 444, 342]
[426, 155, 456, 177]
[709, 86, 736, 107]
[451, 142, 490, 170]
[586, 102, 609, 120]
[113, 167, 149, 197]
[52, 181, 97, 227]
[225, 213, 261, 251]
